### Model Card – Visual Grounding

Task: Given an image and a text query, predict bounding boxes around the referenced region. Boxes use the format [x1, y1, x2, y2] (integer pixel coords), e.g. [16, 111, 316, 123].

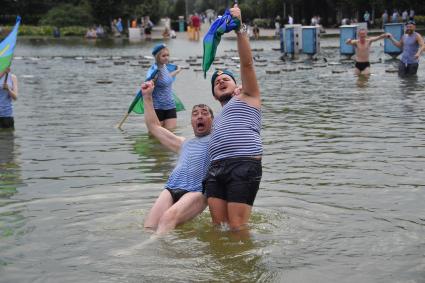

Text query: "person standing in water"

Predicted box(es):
[345, 28, 390, 75]
[0, 67, 18, 129]
[203, 5, 262, 235]
[149, 43, 182, 130]
[388, 20, 425, 77]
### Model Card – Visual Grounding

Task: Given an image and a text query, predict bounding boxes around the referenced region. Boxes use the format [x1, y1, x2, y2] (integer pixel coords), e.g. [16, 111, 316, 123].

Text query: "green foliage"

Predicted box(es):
[17, 25, 54, 36]
[89, 0, 120, 26]
[6, 25, 86, 36]
[238, 3, 255, 22]
[172, 0, 186, 19]
[2, 0, 425, 29]
[129, 0, 171, 23]
[194, 0, 206, 13]
[253, 18, 273, 28]
[61, 26, 88, 36]
[414, 15, 425, 25]
[39, 4, 94, 27]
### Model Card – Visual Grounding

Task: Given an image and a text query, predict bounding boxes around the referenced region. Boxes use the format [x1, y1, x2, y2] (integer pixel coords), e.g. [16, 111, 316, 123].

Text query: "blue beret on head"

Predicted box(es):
[211, 69, 236, 95]
[152, 43, 167, 56]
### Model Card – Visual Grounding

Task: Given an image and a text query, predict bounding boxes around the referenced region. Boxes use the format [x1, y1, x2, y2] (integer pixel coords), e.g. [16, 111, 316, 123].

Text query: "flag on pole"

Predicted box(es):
[0, 16, 21, 73]
[202, 10, 240, 78]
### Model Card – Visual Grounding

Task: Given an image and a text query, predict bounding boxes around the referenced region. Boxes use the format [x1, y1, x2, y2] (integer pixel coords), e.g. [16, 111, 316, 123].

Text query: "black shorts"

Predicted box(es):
[398, 61, 418, 76]
[355, 61, 370, 71]
[0, 117, 14, 129]
[166, 188, 190, 203]
[203, 157, 262, 206]
[155, 108, 177, 122]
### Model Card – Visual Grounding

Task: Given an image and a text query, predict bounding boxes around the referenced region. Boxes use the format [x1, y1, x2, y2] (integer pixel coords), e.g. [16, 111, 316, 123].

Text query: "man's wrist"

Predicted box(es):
[236, 23, 248, 35]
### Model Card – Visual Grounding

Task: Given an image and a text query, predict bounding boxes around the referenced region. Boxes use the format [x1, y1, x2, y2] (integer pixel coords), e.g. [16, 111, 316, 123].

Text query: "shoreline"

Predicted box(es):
[8, 26, 425, 41]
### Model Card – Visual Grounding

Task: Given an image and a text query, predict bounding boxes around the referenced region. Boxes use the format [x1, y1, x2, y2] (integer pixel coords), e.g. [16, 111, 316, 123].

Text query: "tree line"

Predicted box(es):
[1, 0, 424, 27]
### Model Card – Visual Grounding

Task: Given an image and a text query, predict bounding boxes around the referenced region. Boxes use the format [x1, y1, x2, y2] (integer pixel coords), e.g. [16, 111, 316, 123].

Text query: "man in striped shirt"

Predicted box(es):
[203, 5, 263, 235]
[141, 81, 214, 235]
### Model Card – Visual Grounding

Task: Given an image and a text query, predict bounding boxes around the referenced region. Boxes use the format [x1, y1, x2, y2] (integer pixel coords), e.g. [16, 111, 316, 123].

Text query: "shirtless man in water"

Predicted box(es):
[346, 28, 390, 75]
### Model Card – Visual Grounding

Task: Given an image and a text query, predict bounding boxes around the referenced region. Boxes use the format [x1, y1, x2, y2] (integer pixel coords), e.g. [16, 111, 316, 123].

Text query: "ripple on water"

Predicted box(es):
[0, 38, 424, 282]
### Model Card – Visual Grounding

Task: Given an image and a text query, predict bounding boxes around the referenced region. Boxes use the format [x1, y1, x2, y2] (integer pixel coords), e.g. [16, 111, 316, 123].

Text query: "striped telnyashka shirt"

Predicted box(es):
[152, 65, 175, 110]
[209, 97, 262, 161]
[0, 74, 14, 117]
[166, 135, 211, 192]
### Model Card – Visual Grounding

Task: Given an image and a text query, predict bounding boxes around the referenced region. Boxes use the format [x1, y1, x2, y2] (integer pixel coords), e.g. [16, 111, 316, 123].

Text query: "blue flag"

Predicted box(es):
[202, 10, 240, 78]
[0, 16, 21, 73]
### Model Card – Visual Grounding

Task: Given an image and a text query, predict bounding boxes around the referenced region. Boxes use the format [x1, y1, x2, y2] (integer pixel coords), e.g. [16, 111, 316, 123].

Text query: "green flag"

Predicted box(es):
[132, 92, 185, 114]
[202, 10, 240, 78]
[0, 17, 21, 73]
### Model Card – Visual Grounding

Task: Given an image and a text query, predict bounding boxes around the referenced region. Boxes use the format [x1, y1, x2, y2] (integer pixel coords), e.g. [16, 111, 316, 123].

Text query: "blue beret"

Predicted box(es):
[152, 43, 167, 56]
[211, 69, 237, 95]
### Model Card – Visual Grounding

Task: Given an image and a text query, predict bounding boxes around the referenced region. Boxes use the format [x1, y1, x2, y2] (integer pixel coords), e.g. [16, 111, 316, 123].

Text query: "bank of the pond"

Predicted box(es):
[2, 21, 424, 42]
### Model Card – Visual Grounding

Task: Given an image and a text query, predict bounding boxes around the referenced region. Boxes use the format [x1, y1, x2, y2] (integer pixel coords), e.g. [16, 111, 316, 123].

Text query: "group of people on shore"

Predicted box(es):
[85, 25, 105, 39]
[187, 13, 202, 41]
[381, 8, 415, 26]
[110, 16, 154, 39]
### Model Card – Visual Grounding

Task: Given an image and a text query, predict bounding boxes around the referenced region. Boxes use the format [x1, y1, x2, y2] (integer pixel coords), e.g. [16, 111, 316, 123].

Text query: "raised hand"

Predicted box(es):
[141, 80, 155, 97]
[230, 4, 241, 22]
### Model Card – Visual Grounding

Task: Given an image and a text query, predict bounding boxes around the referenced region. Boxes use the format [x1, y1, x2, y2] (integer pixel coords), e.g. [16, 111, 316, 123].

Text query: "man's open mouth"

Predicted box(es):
[196, 122, 205, 130]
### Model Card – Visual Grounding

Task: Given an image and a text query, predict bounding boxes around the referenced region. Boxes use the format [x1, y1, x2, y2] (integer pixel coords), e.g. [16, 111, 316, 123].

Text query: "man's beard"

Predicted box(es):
[217, 93, 233, 104]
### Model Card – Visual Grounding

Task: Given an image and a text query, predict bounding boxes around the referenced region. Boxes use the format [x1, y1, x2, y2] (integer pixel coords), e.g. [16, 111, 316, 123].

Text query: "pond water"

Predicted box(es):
[1, 35, 424, 282]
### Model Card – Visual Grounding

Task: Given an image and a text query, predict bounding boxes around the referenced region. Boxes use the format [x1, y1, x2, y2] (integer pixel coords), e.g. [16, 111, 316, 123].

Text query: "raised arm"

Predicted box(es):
[1, 69, 18, 101]
[389, 34, 403, 48]
[169, 66, 182, 78]
[141, 81, 185, 153]
[345, 38, 357, 45]
[230, 5, 260, 107]
[369, 33, 390, 43]
[9, 74, 18, 101]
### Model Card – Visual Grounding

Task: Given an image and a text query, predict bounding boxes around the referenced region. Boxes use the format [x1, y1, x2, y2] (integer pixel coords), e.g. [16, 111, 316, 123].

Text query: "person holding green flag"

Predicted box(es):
[203, 5, 262, 236]
[0, 17, 21, 129]
[148, 43, 182, 130]
[0, 67, 18, 129]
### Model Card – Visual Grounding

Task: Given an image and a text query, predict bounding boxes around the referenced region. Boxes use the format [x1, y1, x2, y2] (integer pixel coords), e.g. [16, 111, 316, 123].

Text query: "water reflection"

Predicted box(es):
[196, 228, 272, 282]
[147, 213, 280, 282]
[0, 130, 20, 198]
[399, 75, 420, 93]
[0, 38, 423, 282]
[0, 130, 24, 248]
[355, 74, 370, 88]
[131, 134, 176, 184]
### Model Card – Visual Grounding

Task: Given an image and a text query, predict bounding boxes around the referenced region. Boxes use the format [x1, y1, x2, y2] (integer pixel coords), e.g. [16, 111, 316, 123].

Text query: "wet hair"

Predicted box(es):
[192, 104, 214, 118]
